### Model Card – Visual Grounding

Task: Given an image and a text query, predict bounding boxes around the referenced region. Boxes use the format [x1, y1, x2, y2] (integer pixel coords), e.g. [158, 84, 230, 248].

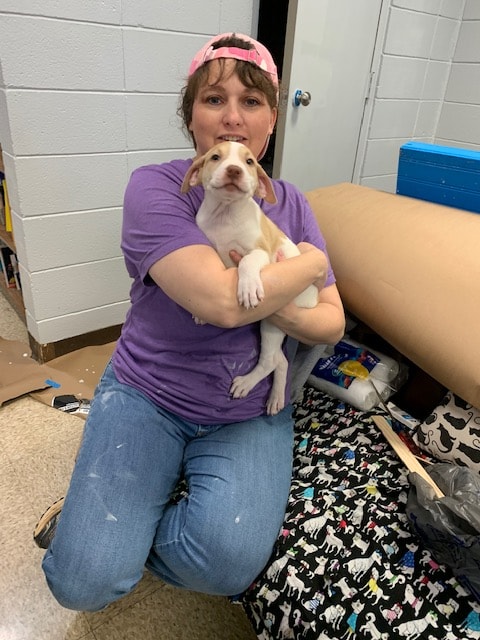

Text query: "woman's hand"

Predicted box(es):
[295, 242, 328, 291]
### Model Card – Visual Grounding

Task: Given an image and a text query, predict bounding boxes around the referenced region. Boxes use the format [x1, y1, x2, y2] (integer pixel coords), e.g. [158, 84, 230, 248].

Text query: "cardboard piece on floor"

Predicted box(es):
[30, 342, 116, 417]
[0, 336, 115, 418]
[0, 337, 58, 405]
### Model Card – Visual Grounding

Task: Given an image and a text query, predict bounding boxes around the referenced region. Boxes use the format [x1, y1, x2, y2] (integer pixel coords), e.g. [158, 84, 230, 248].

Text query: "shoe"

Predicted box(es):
[33, 497, 64, 549]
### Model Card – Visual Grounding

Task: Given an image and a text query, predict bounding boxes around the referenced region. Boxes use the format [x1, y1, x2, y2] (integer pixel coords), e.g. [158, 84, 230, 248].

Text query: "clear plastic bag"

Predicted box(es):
[406, 462, 480, 601]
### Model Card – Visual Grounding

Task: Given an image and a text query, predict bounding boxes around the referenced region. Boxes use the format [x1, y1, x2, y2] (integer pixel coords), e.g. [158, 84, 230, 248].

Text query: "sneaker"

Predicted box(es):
[33, 497, 64, 549]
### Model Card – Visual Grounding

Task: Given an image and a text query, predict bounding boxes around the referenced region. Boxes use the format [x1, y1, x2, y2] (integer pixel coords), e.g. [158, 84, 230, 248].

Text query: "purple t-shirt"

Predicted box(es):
[112, 158, 335, 424]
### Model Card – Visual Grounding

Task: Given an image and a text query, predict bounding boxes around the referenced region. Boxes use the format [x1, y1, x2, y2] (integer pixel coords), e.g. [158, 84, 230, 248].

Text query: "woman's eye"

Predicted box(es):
[245, 97, 261, 107]
[206, 96, 222, 105]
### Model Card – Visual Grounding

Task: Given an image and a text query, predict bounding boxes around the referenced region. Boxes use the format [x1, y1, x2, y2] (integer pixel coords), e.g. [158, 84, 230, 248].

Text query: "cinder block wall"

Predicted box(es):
[360, 0, 480, 192]
[0, 0, 478, 346]
[437, 0, 480, 146]
[0, 0, 255, 345]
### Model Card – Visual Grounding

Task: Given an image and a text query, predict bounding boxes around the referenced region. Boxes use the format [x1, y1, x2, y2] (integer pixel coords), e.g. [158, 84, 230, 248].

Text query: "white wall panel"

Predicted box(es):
[362, 138, 410, 176]
[25, 302, 130, 344]
[422, 60, 450, 99]
[360, 174, 398, 192]
[446, 63, 480, 103]
[122, 0, 221, 33]
[435, 137, 480, 150]
[126, 95, 189, 151]
[218, 3, 257, 34]
[369, 100, 420, 138]
[0, 16, 124, 90]
[18, 209, 123, 272]
[436, 102, 480, 144]
[0, 89, 12, 152]
[454, 21, 480, 61]
[430, 16, 461, 60]
[440, 0, 465, 19]
[14, 154, 128, 216]
[377, 56, 428, 98]
[391, 0, 442, 14]
[127, 149, 194, 176]
[7, 91, 126, 155]
[23, 258, 130, 320]
[384, 8, 438, 58]
[123, 30, 206, 93]
[415, 100, 442, 136]
[0, 0, 121, 23]
[463, 0, 480, 20]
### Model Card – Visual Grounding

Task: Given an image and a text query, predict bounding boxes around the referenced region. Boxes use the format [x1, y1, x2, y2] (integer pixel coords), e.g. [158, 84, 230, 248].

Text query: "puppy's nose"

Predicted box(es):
[226, 164, 242, 179]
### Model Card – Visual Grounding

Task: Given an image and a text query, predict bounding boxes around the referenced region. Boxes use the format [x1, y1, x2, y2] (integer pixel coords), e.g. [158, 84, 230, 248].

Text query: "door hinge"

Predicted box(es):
[365, 71, 376, 101]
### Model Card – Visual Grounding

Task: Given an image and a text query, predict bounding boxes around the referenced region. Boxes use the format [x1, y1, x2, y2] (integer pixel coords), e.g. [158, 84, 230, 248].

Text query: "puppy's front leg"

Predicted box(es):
[237, 249, 270, 309]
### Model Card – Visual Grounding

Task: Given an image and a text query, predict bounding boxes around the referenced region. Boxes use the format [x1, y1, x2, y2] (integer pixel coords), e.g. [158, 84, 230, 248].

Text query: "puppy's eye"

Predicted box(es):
[211, 153, 221, 161]
[246, 158, 255, 165]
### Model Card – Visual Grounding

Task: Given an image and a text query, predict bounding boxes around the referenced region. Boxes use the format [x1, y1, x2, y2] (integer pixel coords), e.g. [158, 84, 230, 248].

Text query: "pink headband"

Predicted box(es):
[188, 32, 279, 90]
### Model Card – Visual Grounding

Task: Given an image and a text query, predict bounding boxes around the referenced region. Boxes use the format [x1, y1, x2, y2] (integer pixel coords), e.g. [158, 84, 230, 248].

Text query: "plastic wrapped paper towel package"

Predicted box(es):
[307, 336, 404, 411]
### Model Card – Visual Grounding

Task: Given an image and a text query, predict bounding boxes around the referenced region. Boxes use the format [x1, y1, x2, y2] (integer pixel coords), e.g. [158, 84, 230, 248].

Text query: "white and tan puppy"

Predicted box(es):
[181, 141, 318, 414]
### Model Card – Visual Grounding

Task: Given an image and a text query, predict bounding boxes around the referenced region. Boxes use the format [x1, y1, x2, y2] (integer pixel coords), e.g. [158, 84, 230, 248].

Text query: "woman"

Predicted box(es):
[35, 32, 345, 611]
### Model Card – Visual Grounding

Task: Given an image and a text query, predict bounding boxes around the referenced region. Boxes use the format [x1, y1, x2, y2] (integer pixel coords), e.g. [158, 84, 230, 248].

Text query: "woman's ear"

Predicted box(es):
[269, 107, 278, 135]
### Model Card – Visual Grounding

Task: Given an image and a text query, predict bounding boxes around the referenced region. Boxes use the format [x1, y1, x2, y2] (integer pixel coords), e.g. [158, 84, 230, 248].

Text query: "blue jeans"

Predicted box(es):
[42, 362, 294, 611]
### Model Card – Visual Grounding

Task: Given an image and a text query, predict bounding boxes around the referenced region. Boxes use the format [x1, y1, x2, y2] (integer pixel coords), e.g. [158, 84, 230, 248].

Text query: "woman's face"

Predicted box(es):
[189, 59, 277, 159]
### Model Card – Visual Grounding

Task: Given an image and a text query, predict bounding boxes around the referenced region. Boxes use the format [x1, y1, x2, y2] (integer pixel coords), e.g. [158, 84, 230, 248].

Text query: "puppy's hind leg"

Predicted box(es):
[230, 321, 287, 414]
[266, 351, 288, 415]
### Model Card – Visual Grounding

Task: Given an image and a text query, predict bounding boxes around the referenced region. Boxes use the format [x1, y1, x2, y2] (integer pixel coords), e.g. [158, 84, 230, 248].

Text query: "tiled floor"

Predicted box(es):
[0, 292, 257, 640]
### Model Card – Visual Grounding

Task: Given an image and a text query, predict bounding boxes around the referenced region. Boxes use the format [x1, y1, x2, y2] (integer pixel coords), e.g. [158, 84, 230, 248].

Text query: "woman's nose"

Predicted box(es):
[223, 101, 243, 126]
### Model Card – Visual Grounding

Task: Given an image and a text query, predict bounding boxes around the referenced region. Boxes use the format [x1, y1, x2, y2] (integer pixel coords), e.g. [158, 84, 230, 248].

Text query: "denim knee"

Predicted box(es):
[43, 551, 141, 612]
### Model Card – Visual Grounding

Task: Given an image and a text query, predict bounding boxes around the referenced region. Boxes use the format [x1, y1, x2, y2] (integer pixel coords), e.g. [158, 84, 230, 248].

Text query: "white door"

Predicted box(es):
[273, 0, 383, 192]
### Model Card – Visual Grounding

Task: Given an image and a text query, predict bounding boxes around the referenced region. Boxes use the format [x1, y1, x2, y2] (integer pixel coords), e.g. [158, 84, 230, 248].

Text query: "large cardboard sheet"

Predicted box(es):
[306, 182, 480, 409]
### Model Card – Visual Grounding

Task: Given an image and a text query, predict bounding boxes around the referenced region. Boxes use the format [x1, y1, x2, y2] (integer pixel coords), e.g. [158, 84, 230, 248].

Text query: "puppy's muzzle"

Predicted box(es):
[226, 165, 242, 179]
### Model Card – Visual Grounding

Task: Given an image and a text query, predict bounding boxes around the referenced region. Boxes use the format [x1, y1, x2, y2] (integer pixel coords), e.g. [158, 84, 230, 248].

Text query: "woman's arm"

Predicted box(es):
[268, 283, 345, 346]
[148, 242, 328, 329]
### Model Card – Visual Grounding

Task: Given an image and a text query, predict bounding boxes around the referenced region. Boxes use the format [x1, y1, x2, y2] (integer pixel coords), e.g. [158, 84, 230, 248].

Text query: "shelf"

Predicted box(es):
[0, 225, 25, 322]
[0, 224, 15, 250]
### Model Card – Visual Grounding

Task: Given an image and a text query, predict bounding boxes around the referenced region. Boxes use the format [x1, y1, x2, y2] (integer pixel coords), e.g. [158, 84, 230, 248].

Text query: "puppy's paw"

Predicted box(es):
[266, 392, 285, 415]
[230, 375, 255, 399]
[237, 277, 265, 309]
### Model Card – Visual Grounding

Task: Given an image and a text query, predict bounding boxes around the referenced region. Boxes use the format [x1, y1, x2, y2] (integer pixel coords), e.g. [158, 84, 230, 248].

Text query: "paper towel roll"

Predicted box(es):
[307, 375, 391, 411]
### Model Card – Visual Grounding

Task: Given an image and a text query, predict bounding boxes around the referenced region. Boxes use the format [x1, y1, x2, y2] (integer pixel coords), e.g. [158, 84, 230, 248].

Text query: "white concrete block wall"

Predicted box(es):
[0, 0, 256, 344]
[0, 0, 478, 344]
[360, 0, 466, 192]
[436, 1, 480, 149]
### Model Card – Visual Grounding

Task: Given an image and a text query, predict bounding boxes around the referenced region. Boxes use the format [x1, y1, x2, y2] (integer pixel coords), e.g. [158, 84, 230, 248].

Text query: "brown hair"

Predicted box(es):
[178, 35, 278, 147]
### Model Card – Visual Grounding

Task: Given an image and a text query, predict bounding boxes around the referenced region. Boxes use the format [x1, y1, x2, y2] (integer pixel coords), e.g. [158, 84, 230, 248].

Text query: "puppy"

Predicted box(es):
[181, 141, 318, 415]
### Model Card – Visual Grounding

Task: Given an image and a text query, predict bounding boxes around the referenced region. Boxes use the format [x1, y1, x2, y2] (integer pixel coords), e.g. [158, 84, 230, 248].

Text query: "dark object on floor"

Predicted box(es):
[407, 463, 480, 601]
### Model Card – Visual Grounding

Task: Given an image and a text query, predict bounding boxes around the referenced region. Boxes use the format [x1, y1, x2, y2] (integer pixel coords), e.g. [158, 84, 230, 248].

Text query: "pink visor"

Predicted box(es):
[188, 32, 278, 90]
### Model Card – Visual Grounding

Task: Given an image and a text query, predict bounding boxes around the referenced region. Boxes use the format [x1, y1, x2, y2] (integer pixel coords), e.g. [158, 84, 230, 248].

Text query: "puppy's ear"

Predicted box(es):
[255, 163, 277, 204]
[181, 156, 205, 193]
